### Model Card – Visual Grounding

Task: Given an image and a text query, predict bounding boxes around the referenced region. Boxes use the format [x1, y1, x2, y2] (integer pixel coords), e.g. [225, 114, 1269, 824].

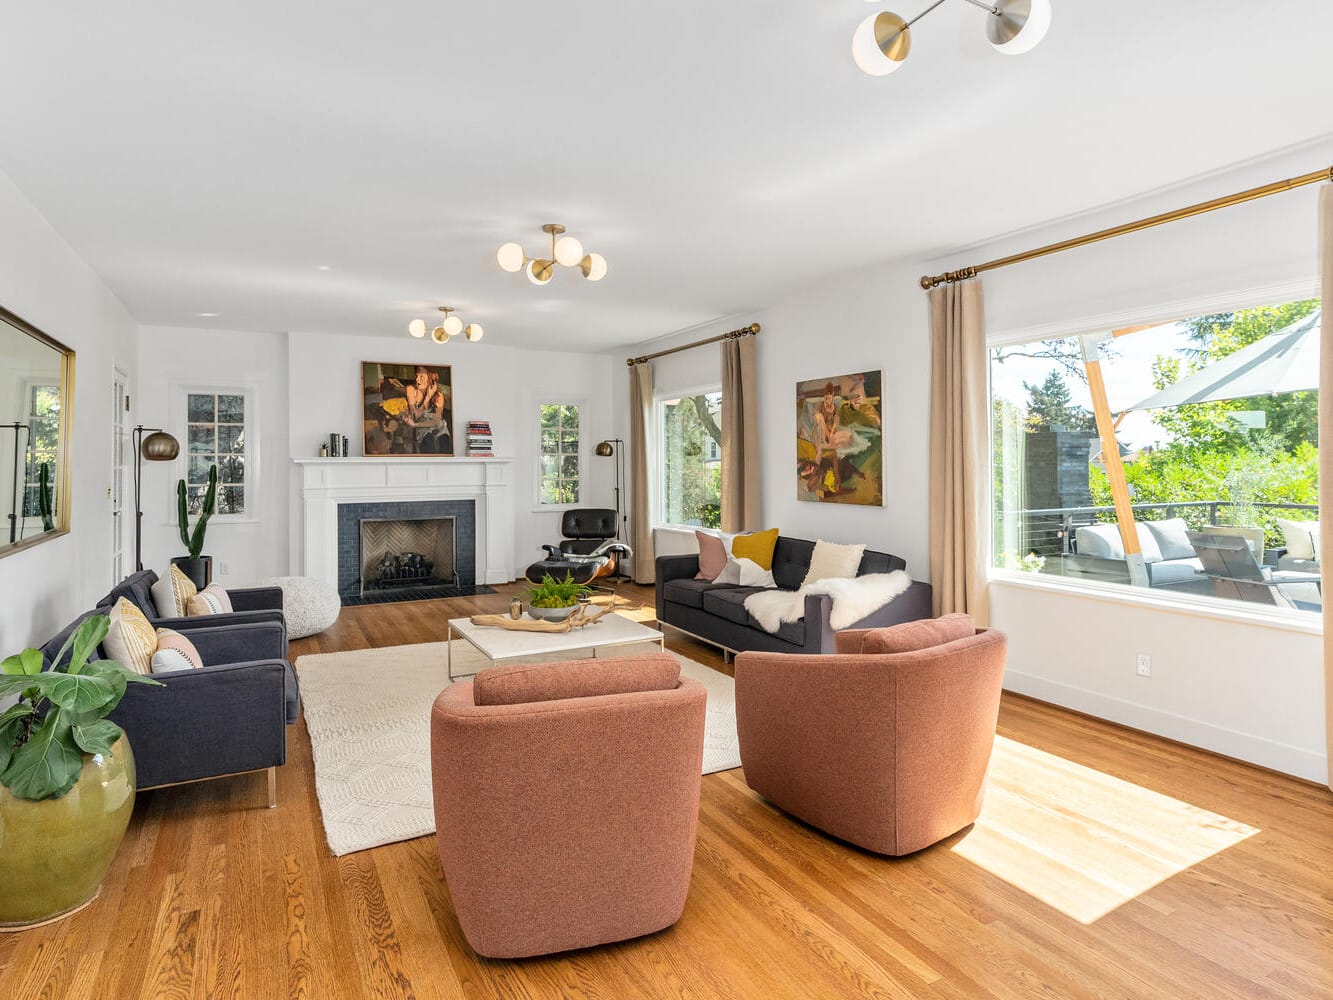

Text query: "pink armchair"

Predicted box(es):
[734, 614, 1006, 856]
[430, 653, 707, 958]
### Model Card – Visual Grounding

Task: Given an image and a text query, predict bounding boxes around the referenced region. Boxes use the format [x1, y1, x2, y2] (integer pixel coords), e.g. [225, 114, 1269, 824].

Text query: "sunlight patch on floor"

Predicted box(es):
[951, 736, 1259, 924]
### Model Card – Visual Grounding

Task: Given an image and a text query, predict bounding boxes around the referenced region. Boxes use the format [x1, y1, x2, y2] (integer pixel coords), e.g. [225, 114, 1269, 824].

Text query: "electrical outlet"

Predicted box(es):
[1136, 652, 1152, 678]
[219, 561, 230, 576]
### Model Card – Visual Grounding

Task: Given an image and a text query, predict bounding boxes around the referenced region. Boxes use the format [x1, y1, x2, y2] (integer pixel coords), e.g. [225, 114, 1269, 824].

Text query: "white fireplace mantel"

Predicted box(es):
[293, 457, 514, 587]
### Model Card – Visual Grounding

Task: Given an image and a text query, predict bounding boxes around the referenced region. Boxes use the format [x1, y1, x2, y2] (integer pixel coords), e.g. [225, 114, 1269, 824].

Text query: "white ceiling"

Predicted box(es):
[2, 2, 1331, 351]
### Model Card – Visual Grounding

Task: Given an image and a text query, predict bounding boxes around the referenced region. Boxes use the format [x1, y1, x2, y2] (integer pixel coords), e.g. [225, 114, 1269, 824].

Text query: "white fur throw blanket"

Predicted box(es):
[743, 571, 913, 634]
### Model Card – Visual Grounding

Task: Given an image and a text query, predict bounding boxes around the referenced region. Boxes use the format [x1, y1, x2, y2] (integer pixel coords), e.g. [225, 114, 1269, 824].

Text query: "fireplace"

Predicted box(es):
[335, 499, 478, 604]
[359, 517, 458, 595]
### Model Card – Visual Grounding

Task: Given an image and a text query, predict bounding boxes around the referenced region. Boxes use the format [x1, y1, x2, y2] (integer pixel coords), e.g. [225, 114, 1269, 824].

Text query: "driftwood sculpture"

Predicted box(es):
[470, 604, 614, 633]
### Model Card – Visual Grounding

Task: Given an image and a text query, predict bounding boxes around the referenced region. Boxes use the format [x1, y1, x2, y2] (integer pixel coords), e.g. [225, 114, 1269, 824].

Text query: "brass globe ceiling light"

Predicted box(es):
[408, 306, 484, 343]
[497, 224, 607, 284]
[853, 0, 1051, 76]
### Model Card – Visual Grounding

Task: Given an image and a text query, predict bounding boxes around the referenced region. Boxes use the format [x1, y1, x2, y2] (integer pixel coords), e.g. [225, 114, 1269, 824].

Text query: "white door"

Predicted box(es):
[111, 367, 129, 583]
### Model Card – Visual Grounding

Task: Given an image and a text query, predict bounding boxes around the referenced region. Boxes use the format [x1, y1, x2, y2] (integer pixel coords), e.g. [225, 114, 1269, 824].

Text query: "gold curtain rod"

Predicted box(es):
[627, 323, 760, 367]
[920, 165, 1333, 290]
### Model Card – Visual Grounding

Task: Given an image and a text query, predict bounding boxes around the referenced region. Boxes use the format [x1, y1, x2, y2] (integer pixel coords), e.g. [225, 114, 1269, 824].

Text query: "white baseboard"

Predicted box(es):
[1003, 669, 1327, 784]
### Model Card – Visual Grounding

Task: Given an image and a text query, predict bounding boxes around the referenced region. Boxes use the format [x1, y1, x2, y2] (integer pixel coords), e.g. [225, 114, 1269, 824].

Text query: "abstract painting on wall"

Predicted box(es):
[796, 370, 883, 505]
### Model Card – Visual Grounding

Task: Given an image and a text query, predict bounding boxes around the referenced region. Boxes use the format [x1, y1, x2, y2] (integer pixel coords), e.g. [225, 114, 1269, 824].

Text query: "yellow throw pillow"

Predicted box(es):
[731, 528, 780, 571]
[169, 563, 199, 616]
[103, 597, 156, 675]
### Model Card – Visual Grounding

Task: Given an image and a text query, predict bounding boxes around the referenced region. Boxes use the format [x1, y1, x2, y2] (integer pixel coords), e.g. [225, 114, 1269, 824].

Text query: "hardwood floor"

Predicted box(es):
[3, 583, 1331, 999]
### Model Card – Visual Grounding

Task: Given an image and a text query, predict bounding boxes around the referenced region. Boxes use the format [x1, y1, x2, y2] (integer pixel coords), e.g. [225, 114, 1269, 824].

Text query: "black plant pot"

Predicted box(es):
[170, 555, 213, 590]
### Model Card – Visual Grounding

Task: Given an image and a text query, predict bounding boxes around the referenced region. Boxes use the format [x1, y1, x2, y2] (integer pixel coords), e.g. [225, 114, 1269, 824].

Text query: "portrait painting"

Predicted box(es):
[362, 361, 453, 456]
[796, 370, 883, 505]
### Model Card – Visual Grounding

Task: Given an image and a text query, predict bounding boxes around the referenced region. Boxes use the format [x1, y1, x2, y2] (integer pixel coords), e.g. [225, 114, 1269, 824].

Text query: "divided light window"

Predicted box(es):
[187, 392, 246, 515]
[538, 402, 581, 505]
[658, 390, 723, 528]
[991, 296, 1320, 615]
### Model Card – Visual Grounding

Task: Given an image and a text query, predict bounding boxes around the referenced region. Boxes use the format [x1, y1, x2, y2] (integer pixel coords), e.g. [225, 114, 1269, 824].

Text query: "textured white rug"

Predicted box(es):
[293, 638, 739, 857]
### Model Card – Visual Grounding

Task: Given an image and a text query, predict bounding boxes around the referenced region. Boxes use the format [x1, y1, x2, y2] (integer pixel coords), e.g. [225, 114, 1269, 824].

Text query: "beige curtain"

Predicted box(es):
[1319, 185, 1333, 790]
[720, 333, 760, 532]
[629, 361, 656, 584]
[928, 279, 990, 624]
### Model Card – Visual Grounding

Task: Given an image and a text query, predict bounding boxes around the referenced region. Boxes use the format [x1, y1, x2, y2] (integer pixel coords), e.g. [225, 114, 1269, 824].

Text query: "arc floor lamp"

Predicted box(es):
[132, 424, 179, 571]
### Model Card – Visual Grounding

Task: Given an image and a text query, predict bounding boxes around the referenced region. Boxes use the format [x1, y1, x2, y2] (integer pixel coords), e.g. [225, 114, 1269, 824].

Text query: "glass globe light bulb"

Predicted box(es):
[580, 252, 608, 281]
[464, 323, 484, 342]
[432, 326, 450, 344]
[408, 318, 427, 338]
[497, 242, 526, 273]
[527, 259, 553, 285]
[852, 12, 909, 76]
[443, 313, 463, 337]
[554, 235, 584, 268]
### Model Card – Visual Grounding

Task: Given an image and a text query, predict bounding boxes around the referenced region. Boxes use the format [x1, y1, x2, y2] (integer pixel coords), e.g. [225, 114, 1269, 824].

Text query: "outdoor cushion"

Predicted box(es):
[1277, 518, 1319, 561]
[701, 587, 768, 626]
[1145, 518, 1196, 561]
[1147, 558, 1205, 587]
[1076, 523, 1163, 563]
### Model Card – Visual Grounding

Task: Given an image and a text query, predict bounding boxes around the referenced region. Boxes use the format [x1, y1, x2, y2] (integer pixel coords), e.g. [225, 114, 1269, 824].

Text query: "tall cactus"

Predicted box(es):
[37, 462, 54, 532]
[177, 463, 217, 558]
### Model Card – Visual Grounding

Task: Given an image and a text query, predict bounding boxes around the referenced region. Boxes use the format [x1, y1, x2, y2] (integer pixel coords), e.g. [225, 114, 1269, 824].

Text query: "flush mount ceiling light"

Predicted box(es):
[408, 306, 484, 343]
[497, 224, 607, 285]
[853, 0, 1051, 76]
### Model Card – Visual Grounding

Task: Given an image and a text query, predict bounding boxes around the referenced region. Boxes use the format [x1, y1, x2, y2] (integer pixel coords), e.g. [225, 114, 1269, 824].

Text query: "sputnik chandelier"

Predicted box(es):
[496, 224, 607, 285]
[853, 0, 1051, 76]
[407, 306, 484, 343]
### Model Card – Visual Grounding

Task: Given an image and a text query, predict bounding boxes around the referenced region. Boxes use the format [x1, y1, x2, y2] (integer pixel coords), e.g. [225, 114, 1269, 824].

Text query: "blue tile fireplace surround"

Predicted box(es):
[336, 500, 477, 603]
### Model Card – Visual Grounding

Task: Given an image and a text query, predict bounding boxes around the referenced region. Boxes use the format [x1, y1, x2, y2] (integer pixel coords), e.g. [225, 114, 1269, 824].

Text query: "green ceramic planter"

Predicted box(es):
[0, 736, 136, 928]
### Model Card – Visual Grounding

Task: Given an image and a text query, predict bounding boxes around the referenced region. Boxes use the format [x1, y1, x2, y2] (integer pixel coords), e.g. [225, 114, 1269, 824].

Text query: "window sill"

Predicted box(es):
[988, 569, 1323, 637]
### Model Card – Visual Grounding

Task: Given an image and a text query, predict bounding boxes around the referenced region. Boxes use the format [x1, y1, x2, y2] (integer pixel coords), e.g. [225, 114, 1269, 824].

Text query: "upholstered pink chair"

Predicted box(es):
[735, 614, 1006, 856]
[430, 653, 707, 958]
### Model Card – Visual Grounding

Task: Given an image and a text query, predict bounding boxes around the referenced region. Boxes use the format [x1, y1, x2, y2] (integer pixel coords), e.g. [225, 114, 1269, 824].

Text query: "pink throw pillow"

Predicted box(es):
[695, 531, 728, 581]
[151, 628, 204, 672]
[861, 613, 975, 655]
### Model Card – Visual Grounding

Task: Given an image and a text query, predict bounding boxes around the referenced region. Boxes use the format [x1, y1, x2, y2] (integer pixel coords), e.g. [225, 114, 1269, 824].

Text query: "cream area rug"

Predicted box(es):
[293, 638, 740, 857]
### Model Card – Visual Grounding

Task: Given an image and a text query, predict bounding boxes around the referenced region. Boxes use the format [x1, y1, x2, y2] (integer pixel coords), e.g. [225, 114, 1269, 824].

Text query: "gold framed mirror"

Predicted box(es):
[0, 305, 74, 559]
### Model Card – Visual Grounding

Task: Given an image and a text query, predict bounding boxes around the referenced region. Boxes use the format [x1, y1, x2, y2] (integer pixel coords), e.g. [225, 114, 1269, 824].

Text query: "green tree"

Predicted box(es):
[661, 397, 721, 527]
[1022, 370, 1094, 431]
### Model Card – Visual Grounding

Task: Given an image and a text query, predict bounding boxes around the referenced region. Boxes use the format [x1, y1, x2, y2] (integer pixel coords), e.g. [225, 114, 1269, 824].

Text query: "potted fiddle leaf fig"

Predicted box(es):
[0, 614, 161, 928]
[172, 462, 217, 589]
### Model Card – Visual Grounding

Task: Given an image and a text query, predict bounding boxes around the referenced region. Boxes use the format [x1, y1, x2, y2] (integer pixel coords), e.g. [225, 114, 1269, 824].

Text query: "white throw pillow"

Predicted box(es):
[736, 557, 775, 588]
[801, 540, 866, 588]
[1277, 518, 1319, 561]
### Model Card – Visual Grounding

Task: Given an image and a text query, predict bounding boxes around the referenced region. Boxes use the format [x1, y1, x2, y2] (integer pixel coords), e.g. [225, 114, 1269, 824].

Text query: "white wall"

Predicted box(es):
[285, 332, 614, 580]
[0, 168, 139, 652]
[617, 138, 1333, 781]
[135, 325, 290, 584]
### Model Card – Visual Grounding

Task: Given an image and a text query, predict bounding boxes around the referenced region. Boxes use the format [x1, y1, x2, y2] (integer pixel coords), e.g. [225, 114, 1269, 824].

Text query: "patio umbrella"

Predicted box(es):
[1125, 310, 1320, 410]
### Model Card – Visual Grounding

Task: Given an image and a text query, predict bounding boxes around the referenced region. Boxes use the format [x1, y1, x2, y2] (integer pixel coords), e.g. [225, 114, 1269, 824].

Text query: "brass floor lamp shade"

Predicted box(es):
[596, 438, 628, 578]
[133, 425, 179, 571]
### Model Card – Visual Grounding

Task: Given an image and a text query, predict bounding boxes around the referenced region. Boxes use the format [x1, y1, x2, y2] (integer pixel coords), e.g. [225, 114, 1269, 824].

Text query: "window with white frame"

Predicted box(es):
[537, 401, 583, 506]
[185, 390, 250, 516]
[657, 389, 723, 528]
[990, 295, 1320, 615]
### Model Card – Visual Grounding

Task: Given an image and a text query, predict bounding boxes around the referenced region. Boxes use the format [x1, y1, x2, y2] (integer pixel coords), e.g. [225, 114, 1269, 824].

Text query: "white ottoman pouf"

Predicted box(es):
[255, 576, 341, 639]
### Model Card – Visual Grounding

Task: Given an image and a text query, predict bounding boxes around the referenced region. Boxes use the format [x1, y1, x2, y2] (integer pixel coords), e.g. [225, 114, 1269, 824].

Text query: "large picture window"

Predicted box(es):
[658, 390, 723, 527]
[537, 402, 582, 506]
[991, 297, 1320, 614]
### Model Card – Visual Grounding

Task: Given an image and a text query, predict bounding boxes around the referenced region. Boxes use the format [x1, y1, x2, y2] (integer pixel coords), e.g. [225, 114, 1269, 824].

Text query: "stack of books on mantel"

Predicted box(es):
[466, 420, 493, 457]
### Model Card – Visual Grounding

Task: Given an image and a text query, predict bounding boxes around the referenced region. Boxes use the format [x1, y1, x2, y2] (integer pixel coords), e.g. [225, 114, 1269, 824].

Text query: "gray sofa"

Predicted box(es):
[655, 535, 932, 657]
[39, 607, 299, 796]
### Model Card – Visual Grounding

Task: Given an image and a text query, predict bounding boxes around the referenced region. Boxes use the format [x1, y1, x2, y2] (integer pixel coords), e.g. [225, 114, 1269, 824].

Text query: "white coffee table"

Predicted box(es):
[446, 612, 666, 680]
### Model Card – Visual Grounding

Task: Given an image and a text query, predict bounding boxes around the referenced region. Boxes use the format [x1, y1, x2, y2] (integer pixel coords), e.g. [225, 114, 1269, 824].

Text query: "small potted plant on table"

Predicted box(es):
[526, 573, 591, 622]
